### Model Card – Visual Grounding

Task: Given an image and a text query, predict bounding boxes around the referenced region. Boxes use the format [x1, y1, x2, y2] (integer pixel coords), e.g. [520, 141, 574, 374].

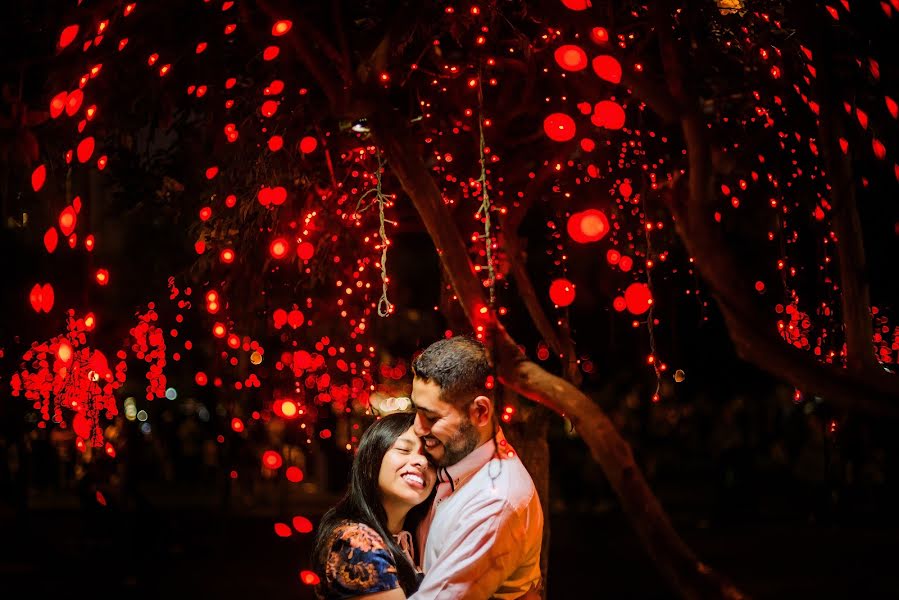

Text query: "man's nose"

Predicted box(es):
[413, 412, 429, 436]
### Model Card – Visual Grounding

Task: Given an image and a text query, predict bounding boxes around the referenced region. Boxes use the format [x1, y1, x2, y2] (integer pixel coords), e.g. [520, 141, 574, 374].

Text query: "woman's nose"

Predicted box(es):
[409, 451, 427, 468]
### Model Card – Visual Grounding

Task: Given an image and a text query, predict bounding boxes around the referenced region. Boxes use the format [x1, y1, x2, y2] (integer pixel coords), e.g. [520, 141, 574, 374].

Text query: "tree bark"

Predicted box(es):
[372, 107, 747, 600]
[502, 386, 552, 599]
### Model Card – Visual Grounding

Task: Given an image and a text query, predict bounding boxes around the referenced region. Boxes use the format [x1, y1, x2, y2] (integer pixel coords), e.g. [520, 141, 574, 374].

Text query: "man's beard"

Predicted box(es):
[437, 418, 480, 467]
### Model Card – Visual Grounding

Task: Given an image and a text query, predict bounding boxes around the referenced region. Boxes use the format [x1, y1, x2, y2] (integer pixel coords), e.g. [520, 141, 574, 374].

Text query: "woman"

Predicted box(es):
[313, 411, 436, 599]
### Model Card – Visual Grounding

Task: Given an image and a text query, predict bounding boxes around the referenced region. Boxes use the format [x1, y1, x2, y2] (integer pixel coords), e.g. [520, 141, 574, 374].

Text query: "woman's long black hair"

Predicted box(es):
[313, 412, 434, 596]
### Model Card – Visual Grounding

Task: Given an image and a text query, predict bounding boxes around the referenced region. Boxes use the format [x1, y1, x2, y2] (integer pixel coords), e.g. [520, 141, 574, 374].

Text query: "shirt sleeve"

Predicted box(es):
[324, 524, 402, 599]
[408, 496, 528, 600]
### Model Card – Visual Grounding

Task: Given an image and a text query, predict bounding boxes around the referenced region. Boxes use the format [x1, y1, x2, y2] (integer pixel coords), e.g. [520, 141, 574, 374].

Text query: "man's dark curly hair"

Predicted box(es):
[411, 336, 493, 408]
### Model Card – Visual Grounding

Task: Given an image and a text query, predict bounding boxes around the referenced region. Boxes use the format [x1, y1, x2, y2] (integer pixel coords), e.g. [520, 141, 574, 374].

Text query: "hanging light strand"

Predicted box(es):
[356, 152, 394, 317]
[476, 69, 496, 306]
[642, 175, 663, 401]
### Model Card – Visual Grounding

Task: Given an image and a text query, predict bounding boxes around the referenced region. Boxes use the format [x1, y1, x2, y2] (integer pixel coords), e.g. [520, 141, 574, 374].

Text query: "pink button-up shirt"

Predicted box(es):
[410, 429, 543, 600]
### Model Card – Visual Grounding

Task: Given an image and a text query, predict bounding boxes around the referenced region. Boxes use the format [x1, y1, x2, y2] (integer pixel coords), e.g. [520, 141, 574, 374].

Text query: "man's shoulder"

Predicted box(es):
[466, 450, 538, 509]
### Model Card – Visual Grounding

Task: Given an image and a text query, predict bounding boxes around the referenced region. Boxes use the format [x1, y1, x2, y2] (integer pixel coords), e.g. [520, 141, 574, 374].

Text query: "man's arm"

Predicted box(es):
[409, 497, 526, 600]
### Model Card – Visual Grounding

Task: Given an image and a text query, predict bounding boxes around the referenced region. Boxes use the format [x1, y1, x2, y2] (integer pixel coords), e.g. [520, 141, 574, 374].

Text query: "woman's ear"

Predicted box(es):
[469, 395, 492, 427]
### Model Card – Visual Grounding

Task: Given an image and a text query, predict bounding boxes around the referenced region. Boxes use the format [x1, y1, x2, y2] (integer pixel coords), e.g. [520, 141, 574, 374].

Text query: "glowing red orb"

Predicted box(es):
[95, 269, 109, 285]
[281, 400, 298, 418]
[199, 206, 212, 221]
[212, 323, 227, 338]
[231, 417, 244, 432]
[50, 91, 67, 118]
[292, 516, 313, 532]
[299, 136, 318, 153]
[286, 467, 305, 483]
[40, 284, 54, 312]
[624, 282, 652, 315]
[561, 0, 591, 10]
[220, 248, 235, 264]
[554, 45, 588, 71]
[262, 450, 283, 470]
[590, 27, 609, 44]
[287, 309, 304, 329]
[44, 227, 59, 253]
[56, 342, 73, 363]
[619, 181, 633, 198]
[618, 255, 633, 272]
[612, 296, 627, 312]
[606, 249, 621, 264]
[59, 24, 79, 49]
[59, 206, 77, 235]
[272, 20, 292, 36]
[549, 278, 576, 307]
[274, 523, 292, 537]
[272, 308, 288, 329]
[580, 209, 609, 239]
[260, 100, 278, 117]
[300, 571, 320, 586]
[264, 80, 285, 96]
[66, 89, 84, 116]
[592, 55, 622, 83]
[76, 136, 95, 163]
[296, 241, 314, 261]
[544, 113, 576, 142]
[269, 237, 289, 259]
[268, 135, 284, 151]
[568, 209, 609, 243]
[273, 399, 299, 419]
[591, 101, 625, 130]
[32, 165, 46, 192]
[263, 46, 280, 60]
[195, 372, 208, 386]
[73, 413, 92, 439]
[29, 284, 42, 312]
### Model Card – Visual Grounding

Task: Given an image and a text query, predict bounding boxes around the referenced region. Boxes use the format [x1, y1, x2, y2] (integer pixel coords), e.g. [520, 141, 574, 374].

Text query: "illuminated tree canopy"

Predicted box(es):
[4, 0, 899, 597]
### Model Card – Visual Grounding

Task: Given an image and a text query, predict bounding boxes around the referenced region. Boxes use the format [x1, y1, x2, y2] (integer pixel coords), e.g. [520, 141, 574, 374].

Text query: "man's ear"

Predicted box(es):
[469, 395, 492, 427]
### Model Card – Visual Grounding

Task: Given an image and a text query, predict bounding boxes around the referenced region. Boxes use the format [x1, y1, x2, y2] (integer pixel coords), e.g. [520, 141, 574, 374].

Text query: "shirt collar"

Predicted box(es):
[439, 427, 511, 489]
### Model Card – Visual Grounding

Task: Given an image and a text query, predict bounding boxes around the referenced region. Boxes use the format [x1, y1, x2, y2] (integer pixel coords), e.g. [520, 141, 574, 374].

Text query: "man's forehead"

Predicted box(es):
[411, 378, 446, 409]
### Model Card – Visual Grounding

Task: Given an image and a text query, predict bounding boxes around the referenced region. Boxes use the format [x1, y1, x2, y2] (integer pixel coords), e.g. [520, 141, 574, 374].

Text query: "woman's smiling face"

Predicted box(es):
[378, 426, 436, 511]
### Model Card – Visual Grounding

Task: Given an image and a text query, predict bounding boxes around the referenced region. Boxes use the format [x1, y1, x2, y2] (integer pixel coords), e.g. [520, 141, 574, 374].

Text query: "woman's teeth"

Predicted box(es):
[402, 473, 424, 487]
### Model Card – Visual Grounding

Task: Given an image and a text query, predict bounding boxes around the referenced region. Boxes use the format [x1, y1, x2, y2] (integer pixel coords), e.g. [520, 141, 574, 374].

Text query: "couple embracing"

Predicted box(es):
[312, 336, 544, 599]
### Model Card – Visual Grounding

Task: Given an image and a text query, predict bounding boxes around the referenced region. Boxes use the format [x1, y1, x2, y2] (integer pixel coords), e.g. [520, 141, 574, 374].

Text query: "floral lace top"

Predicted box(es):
[316, 521, 402, 599]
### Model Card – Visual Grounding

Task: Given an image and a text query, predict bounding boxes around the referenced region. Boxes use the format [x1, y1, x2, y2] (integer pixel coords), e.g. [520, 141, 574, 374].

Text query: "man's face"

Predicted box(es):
[411, 377, 479, 467]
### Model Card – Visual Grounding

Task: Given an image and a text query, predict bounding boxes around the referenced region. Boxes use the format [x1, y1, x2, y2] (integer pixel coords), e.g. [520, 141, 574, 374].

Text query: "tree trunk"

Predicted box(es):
[502, 385, 552, 598]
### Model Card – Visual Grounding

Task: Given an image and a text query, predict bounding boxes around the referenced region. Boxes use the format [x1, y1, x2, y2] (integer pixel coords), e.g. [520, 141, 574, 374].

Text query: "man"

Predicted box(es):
[408, 336, 543, 600]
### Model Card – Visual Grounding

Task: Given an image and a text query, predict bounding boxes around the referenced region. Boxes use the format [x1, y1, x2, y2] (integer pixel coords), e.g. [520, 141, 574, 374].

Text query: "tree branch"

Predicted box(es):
[651, 4, 899, 415]
[661, 178, 899, 417]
